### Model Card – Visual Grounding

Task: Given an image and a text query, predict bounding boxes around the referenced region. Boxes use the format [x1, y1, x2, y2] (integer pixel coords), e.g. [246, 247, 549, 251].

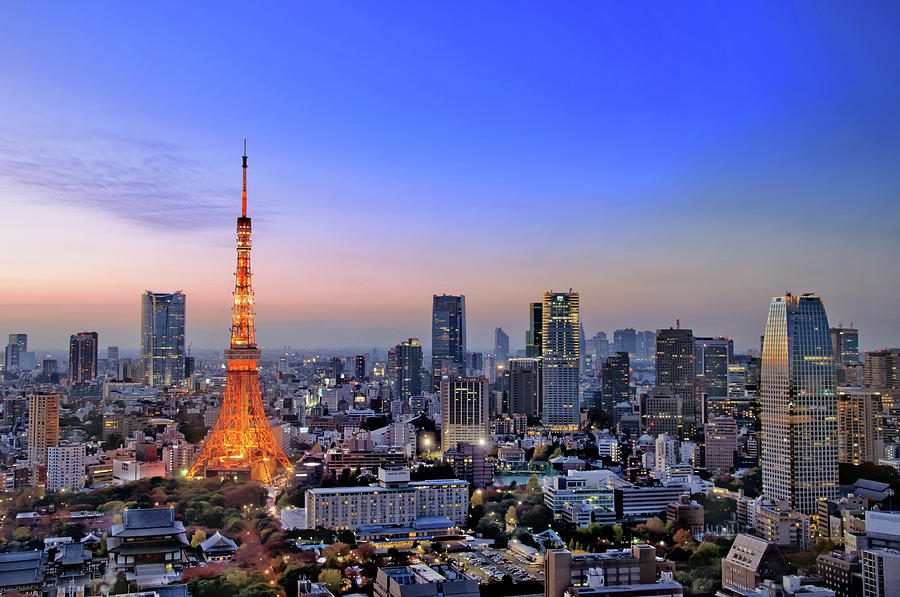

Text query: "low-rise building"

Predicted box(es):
[374, 564, 478, 597]
[305, 467, 468, 531]
[755, 502, 812, 551]
[614, 485, 690, 520]
[816, 551, 861, 597]
[721, 534, 788, 591]
[544, 546, 659, 597]
[666, 495, 704, 534]
[861, 548, 900, 597]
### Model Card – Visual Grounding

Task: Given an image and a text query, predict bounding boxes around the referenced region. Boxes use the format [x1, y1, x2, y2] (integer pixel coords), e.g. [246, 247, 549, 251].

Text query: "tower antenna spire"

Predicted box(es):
[241, 137, 248, 217]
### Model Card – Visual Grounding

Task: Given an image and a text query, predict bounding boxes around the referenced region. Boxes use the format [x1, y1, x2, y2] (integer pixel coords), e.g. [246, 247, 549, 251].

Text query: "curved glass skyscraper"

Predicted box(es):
[761, 293, 838, 514]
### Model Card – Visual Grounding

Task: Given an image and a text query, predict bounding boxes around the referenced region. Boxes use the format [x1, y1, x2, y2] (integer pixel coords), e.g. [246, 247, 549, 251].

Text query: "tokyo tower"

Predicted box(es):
[188, 140, 293, 485]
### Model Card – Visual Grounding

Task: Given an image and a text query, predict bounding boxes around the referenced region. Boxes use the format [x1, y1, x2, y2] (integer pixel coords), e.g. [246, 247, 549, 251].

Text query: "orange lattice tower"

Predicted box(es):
[188, 140, 292, 485]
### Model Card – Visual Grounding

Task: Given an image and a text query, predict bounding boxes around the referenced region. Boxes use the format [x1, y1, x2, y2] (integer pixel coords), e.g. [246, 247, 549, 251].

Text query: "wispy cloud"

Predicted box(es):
[0, 131, 232, 231]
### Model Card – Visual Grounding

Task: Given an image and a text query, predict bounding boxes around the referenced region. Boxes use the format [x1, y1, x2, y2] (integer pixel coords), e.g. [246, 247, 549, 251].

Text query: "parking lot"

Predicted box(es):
[449, 546, 544, 584]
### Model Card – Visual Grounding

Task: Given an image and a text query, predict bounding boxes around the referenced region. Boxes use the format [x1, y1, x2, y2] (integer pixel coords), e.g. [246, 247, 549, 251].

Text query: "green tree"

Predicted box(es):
[12, 526, 30, 542]
[505, 505, 518, 527]
[318, 569, 343, 594]
[191, 529, 208, 548]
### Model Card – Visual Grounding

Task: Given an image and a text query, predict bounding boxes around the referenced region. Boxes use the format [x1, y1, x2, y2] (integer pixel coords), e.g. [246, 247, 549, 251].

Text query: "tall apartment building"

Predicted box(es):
[46, 444, 86, 492]
[28, 392, 60, 464]
[69, 331, 99, 384]
[140, 291, 186, 387]
[505, 358, 539, 417]
[761, 293, 839, 514]
[541, 290, 580, 431]
[431, 295, 466, 391]
[837, 387, 885, 465]
[440, 377, 489, 452]
[656, 327, 696, 438]
[388, 338, 423, 400]
[305, 467, 468, 531]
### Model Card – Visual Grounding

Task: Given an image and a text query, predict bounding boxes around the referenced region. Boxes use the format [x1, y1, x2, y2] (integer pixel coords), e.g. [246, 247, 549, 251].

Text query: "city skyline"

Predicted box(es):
[3, 3, 900, 351]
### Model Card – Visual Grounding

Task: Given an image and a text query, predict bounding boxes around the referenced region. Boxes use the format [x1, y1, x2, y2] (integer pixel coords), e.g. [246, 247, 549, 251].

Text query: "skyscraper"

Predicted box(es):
[140, 291, 186, 387]
[28, 391, 60, 464]
[68, 331, 99, 384]
[694, 337, 732, 398]
[4, 333, 26, 370]
[189, 141, 292, 485]
[601, 351, 630, 416]
[431, 294, 466, 391]
[440, 377, 489, 452]
[494, 327, 510, 367]
[390, 338, 423, 400]
[830, 327, 860, 365]
[593, 331, 610, 363]
[541, 290, 580, 431]
[505, 358, 539, 417]
[526, 302, 543, 358]
[614, 328, 636, 355]
[353, 354, 367, 380]
[637, 330, 655, 360]
[656, 326, 696, 438]
[760, 293, 839, 514]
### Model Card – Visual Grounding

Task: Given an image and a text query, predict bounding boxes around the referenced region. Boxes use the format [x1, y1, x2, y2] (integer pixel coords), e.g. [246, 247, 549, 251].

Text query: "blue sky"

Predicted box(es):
[2, 2, 899, 352]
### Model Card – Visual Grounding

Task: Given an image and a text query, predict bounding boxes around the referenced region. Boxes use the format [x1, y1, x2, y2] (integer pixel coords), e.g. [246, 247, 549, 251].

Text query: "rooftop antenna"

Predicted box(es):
[241, 137, 248, 217]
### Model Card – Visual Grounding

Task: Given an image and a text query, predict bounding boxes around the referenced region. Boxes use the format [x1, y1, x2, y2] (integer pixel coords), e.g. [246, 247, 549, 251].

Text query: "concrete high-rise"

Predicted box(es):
[440, 377, 489, 452]
[656, 326, 696, 438]
[526, 302, 543, 358]
[69, 331, 99, 384]
[705, 416, 738, 472]
[761, 293, 839, 514]
[389, 338, 424, 400]
[541, 290, 580, 431]
[28, 391, 60, 464]
[505, 358, 539, 417]
[837, 387, 884, 465]
[140, 291, 186, 387]
[864, 349, 900, 389]
[47, 444, 86, 492]
[431, 295, 466, 391]
[601, 351, 630, 415]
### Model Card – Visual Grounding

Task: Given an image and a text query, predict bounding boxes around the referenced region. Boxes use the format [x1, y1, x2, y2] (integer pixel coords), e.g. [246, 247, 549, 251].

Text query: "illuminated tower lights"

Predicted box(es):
[189, 140, 292, 485]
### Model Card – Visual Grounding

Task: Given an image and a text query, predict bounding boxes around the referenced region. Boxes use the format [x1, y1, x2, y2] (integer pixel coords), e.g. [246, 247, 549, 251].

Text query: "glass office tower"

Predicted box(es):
[761, 293, 839, 514]
[431, 294, 466, 391]
[541, 290, 580, 431]
[140, 291, 186, 387]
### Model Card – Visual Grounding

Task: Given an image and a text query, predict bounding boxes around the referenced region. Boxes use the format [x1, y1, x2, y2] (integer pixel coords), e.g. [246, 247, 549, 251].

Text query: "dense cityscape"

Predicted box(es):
[4, 4, 900, 597]
[1, 140, 898, 597]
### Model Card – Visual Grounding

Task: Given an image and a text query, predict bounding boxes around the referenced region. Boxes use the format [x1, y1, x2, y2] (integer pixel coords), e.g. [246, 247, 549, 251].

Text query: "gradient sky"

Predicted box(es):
[2, 2, 900, 353]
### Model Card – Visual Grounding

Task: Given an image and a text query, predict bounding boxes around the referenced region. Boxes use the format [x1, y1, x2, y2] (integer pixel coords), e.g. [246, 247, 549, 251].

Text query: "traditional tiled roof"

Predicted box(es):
[199, 531, 238, 554]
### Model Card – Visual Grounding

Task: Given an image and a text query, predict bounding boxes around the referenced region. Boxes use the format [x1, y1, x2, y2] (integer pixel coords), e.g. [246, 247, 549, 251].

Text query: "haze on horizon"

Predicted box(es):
[2, 2, 899, 354]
